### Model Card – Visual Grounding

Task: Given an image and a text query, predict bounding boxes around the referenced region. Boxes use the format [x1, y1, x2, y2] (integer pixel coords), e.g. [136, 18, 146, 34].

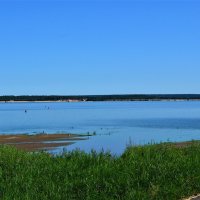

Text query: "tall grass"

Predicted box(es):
[0, 143, 200, 199]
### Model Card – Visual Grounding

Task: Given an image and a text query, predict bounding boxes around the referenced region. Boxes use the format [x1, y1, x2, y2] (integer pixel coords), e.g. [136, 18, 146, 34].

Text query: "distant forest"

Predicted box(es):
[1, 94, 200, 102]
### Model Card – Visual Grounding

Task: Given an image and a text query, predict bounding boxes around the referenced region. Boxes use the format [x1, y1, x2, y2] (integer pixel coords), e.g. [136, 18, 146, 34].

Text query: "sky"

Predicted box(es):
[0, 0, 200, 95]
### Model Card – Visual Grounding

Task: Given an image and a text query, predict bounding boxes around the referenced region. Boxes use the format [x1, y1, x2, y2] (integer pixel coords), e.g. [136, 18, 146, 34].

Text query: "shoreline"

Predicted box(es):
[0, 132, 199, 152]
[1, 99, 200, 103]
[0, 133, 88, 151]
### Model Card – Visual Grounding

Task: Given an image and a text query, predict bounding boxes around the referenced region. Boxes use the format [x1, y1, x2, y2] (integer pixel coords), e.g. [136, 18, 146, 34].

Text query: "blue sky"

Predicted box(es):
[0, 0, 200, 95]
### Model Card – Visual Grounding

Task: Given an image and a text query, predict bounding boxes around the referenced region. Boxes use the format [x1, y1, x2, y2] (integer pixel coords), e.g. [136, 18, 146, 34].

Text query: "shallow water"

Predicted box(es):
[1, 101, 200, 154]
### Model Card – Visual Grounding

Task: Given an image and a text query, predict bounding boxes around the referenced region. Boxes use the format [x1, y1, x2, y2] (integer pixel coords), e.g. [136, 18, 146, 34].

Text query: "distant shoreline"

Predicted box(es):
[1, 95, 200, 102]
[1, 99, 200, 103]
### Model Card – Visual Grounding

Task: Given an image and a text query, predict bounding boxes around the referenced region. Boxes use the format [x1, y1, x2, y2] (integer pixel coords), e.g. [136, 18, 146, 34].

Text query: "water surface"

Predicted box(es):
[1, 101, 200, 154]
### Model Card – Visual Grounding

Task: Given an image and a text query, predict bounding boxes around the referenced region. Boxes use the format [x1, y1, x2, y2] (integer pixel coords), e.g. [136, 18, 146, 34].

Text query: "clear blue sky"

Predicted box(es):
[0, 0, 200, 95]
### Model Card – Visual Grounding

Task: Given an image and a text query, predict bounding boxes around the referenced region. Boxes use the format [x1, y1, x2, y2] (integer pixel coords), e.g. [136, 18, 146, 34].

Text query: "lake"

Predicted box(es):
[1, 101, 200, 154]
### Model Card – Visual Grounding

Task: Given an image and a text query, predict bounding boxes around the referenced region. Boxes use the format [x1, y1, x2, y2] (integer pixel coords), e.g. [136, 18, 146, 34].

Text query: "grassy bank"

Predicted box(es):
[1, 143, 200, 200]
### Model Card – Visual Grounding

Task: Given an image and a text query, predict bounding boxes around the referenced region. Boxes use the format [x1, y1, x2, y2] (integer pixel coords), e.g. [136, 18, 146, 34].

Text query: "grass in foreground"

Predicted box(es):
[1, 142, 200, 199]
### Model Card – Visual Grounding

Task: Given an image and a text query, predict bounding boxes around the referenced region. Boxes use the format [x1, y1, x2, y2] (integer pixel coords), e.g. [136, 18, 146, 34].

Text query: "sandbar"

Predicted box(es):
[0, 133, 86, 151]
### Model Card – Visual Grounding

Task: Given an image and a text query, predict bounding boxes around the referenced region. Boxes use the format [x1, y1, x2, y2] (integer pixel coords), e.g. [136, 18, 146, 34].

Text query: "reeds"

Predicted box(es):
[0, 142, 200, 199]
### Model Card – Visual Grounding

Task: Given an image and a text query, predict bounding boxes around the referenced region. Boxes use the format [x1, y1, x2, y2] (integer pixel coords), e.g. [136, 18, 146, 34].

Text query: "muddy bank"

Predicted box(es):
[0, 133, 87, 151]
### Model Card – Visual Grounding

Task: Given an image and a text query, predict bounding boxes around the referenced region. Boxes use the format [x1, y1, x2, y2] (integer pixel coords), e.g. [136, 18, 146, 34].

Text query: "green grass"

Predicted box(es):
[1, 143, 200, 200]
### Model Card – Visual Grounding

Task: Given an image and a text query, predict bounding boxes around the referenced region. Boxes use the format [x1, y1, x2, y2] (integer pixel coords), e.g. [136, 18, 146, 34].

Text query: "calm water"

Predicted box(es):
[1, 101, 200, 154]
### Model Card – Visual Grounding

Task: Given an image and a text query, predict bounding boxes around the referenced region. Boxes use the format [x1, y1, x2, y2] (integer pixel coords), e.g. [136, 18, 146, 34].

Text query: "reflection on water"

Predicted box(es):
[1, 101, 200, 154]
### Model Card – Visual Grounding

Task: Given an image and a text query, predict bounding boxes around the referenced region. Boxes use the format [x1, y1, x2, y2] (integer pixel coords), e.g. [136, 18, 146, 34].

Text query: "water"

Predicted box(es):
[1, 101, 200, 154]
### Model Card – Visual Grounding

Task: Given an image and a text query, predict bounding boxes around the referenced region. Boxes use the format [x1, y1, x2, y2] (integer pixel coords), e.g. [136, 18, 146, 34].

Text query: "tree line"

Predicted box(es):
[1, 94, 200, 102]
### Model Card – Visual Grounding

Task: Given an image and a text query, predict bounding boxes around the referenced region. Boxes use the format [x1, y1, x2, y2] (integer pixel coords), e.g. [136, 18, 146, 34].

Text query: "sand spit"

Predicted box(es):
[0, 133, 86, 151]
